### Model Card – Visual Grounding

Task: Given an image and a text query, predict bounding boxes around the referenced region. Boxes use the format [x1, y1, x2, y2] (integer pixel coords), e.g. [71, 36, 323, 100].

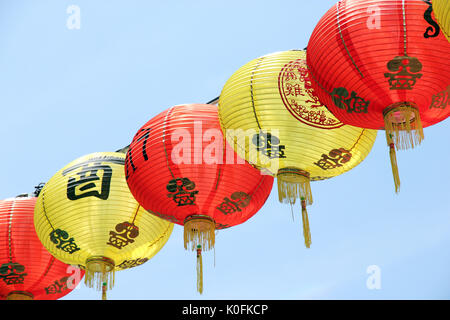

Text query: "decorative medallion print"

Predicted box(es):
[279, 59, 343, 129]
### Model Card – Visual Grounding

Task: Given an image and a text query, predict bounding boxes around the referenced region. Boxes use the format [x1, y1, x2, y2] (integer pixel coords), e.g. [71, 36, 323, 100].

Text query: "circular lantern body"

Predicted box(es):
[125, 103, 274, 293]
[307, 0, 450, 192]
[1, 196, 84, 300]
[34, 152, 173, 299]
[433, 0, 449, 42]
[218, 50, 377, 247]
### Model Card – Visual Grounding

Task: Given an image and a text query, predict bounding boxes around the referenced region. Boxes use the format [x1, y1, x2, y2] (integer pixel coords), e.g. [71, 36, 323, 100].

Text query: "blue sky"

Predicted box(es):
[0, 0, 449, 300]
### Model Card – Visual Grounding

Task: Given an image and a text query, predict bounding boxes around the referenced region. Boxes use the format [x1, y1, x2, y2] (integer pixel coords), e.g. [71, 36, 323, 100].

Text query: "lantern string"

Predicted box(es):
[207, 96, 219, 105]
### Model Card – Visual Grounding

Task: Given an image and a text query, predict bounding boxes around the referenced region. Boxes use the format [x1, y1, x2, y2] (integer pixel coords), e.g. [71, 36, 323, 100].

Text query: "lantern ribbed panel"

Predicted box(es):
[125, 104, 274, 230]
[218, 50, 377, 180]
[34, 152, 173, 273]
[433, 0, 449, 41]
[306, 0, 450, 130]
[0, 197, 84, 300]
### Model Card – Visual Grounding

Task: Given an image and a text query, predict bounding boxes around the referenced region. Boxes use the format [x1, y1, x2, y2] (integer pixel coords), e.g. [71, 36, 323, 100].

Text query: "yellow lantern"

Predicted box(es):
[34, 152, 173, 299]
[218, 50, 377, 248]
[433, 0, 449, 42]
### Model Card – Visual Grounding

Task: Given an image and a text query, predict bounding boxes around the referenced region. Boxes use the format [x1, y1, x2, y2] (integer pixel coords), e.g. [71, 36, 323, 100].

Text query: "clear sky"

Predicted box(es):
[0, 0, 449, 300]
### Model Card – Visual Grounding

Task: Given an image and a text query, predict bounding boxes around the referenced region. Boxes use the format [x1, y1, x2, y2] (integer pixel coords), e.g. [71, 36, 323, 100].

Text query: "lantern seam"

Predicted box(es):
[41, 189, 55, 231]
[8, 199, 16, 263]
[146, 222, 173, 249]
[402, 0, 407, 56]
[162, 106, 176, 179]
[336, 1, 364, 78]
[28, 256, 55, 293]
[250, 57, 265, 130]
[348, 129, 367, 154]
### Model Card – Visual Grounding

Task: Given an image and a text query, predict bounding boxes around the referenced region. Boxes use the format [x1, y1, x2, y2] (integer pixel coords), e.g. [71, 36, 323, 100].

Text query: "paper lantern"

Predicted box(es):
[218, 50, 377, 248]
[307, 0, 450, 192]
[1, 196, 84, 300]
[125, 103, 274, 293]
[432, 0, 449, 42]
[34, 152, 173, 299]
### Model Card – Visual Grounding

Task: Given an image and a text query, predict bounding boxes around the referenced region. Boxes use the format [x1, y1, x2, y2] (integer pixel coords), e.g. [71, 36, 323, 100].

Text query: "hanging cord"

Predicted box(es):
[206, 96, 220, 105]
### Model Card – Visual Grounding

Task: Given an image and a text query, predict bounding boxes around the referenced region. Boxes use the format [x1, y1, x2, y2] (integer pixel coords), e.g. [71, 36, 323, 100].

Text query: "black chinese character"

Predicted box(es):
[49, 229, 81, 254]
[63, 161, 113, 200]
[216, 192, 251, 215]
[0, 262, 27, 285]
[167, 178, 199, 206]
[252, 132, 286, 159]
[106, 222, 140, 249]
[331, 87, 370, 113]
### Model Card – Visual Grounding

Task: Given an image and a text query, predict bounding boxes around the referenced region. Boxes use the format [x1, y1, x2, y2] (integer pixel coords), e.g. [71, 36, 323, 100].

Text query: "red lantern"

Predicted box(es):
[125, 103, 274, 293]
[307, 0, 450, 192]
[0, 196, 84, 300]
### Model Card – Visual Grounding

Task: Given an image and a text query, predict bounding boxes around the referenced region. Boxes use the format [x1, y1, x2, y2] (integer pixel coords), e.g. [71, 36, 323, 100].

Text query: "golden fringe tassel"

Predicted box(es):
[196, 245, 203, 294]
[85, 257, 115, 300]
[383, 103, 424, 151]
[277, 168, 313, 206]
[184, 216, 215, 295]
[386, 132, 401, 193]
[277, 168, 313, 248]
[184, 215, 215, 251]
[301, 199, 312, 249]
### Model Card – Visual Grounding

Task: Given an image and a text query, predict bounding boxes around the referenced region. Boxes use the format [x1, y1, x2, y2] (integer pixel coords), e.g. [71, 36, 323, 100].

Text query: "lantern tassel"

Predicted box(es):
[85, 257, 115, 300]
[277, 168, 313, 206]
[184, 215, 215, 251]
[277, 168, 313, 248]
[301, 198, 311, 248]
[383, 104, 424, 151]
[184, 215, 215, 294]
[196, 245, 203, 294]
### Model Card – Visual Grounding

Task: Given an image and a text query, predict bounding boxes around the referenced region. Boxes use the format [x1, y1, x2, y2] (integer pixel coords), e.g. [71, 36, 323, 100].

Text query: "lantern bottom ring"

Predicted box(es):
[184, 215, 215, 251]
[86, 256, 115, 271]
[6, 290, 34, 300]
[277, 167, 310, 182]
[383, 102, 419, 126]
